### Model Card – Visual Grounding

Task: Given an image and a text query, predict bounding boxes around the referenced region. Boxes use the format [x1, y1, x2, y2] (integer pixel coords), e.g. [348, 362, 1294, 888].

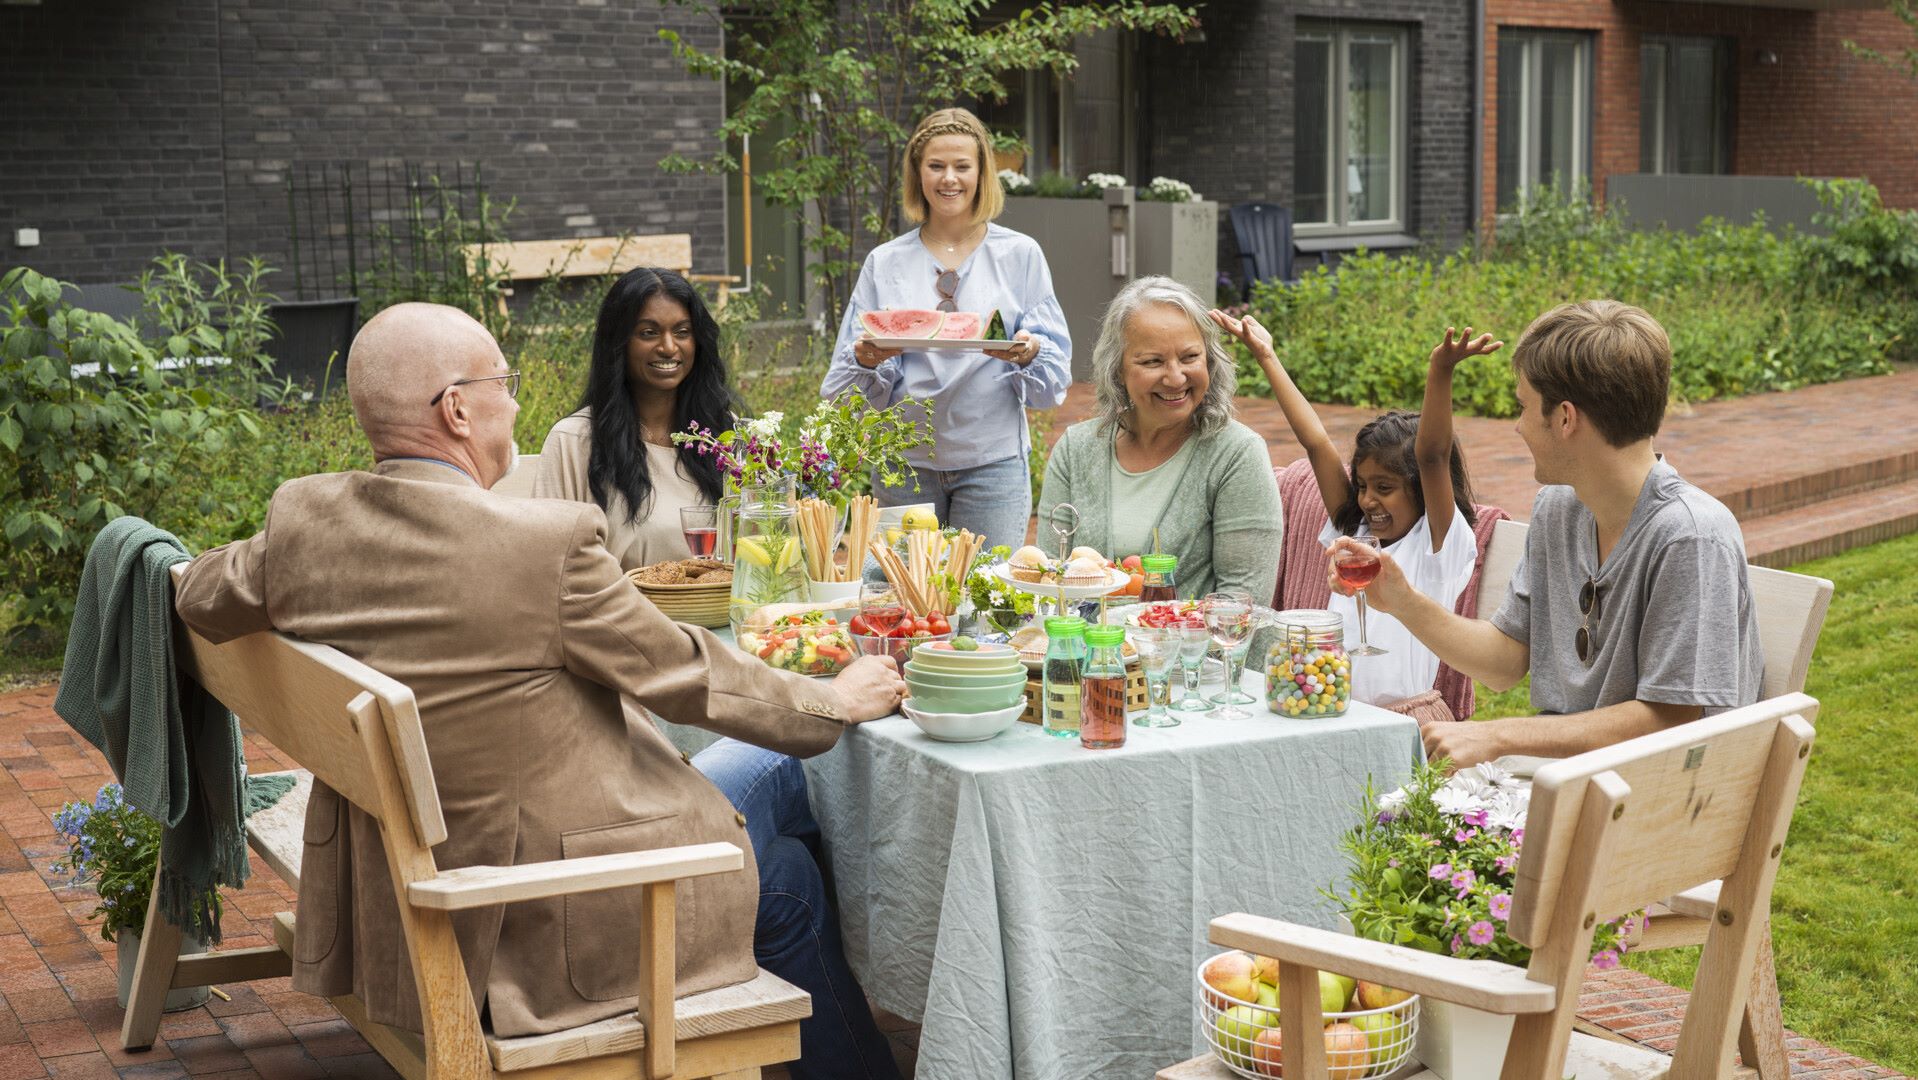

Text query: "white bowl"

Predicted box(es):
[901, 699, 1026, 743]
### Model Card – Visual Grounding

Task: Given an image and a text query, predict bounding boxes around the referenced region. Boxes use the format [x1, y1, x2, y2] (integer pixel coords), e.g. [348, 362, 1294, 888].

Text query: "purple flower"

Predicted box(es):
[1591, 949, 1620, 970]
[1386, 858, 1401, 869]
[1450, 934, 1464, 955]
[1512, 827, 1525, 846]
[1376, 810, 1397, 825]
[1462, 809, 1488, 828]
[1428, 862, 1452, 880]
[1454, 827, 1479, 843]
[1489, 893, 1512, 920]
[1468, 920, 1496, 946]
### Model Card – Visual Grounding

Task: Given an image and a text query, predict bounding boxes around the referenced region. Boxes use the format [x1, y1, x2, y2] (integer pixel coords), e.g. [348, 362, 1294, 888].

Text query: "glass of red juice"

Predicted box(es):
[1334, 536, 1388, 656]
[680, 505, 720, 559]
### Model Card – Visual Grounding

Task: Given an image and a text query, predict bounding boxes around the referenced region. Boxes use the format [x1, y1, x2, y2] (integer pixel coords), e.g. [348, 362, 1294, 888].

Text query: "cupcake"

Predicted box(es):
[1008, 545, 1050, 583]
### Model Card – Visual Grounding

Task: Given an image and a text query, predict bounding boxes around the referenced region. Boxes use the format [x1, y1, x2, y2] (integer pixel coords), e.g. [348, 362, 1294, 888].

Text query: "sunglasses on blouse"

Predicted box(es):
[934, 269, 959, 313]
[1576, 576, 1604, 665]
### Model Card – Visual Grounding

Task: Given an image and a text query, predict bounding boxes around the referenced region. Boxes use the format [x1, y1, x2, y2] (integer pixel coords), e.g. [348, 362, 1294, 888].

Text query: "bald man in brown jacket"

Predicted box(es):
[176, 303, 906, 1078]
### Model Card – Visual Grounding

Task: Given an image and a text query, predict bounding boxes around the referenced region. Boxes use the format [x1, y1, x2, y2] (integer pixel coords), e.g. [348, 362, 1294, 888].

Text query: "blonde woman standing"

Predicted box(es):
[822, 107, 1072, 551]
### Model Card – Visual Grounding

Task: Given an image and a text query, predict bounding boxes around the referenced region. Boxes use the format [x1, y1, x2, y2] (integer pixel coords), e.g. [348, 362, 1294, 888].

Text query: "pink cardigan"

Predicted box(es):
[1270, 458, 1511, 720]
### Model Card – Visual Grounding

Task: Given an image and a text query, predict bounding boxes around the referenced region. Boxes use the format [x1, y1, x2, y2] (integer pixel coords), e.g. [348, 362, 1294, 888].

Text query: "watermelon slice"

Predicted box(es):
[859, 309, 945, 339]
[985, 309, 1007, 340]
[935, 310, 993, 339]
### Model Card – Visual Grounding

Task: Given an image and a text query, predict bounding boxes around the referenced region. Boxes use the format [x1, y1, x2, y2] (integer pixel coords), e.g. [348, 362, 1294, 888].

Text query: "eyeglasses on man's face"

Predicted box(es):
[429, 371, 520, 407]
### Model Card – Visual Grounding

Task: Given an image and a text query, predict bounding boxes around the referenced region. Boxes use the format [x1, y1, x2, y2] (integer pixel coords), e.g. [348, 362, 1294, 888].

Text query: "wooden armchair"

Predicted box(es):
[1474, 519, 1834, 1079]
[1163, 692, 1818, 1080]
[124, 563, 811, 1079]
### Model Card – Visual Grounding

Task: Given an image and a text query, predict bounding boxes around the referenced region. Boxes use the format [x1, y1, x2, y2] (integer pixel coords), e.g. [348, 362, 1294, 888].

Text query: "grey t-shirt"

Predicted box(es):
[1491, 460, 1763, 714]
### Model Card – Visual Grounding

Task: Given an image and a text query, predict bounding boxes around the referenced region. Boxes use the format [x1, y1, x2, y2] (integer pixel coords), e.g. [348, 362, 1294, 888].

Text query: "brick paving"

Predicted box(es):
[1048, 367, 1918, 566]
[0, 685, 1905, 1077]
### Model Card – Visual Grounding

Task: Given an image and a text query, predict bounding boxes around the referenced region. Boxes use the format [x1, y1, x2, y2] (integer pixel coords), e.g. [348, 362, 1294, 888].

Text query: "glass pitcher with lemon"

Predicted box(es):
[729, 476, 810, 635]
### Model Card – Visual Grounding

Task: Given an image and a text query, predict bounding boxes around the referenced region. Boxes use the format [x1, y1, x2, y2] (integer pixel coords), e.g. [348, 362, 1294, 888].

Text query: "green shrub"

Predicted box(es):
[1232, 181, 1906, 417]
[0, 266, 268, 647]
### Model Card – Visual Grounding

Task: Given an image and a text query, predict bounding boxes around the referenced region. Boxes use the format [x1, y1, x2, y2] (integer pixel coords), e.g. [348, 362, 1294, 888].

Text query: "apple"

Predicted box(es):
[1349, 1011, 1399, 1071]
[1121, 554, 1143, 573]
[1329, 972, 1357, 1008]
[1214, 1004, 1278, 1067]
[1318, 970, 1349, 1016]
[1250, 1027, 1284, 1077]
[1356, 980, 1413, 1011]
[1324, 1022, 1370, 1080]
[1255, 980, 1280, 1009]
[1202, 952, 1259, 1007]
[1251, 953, 1281, 985]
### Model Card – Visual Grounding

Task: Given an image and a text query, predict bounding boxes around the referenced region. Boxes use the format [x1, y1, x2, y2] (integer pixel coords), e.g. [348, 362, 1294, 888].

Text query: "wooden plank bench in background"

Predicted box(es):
[464, 234, 741, 319]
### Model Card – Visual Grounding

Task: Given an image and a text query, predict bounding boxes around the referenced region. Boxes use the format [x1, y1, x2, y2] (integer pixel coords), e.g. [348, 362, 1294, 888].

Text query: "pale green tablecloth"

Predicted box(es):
[659, 670, 1421, 1080]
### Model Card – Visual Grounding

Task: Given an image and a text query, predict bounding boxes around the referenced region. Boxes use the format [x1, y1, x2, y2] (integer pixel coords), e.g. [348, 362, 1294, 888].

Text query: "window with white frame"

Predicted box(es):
[1294, 24, 1408, 233]
[1496, 29, 1592, 211]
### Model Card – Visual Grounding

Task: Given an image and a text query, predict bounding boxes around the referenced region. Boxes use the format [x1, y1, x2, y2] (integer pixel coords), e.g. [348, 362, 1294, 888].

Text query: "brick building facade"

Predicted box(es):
[1, 0, 727, 287]
[1483, 0, 1918, 216]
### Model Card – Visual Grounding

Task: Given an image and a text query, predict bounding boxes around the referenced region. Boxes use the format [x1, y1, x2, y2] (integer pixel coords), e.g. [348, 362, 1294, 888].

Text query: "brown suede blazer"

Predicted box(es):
[175, 458, 847, 1037]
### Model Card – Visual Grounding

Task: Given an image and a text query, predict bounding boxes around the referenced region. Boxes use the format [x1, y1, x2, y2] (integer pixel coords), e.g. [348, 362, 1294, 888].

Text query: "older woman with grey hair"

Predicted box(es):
[1037, 276, 1283, 600]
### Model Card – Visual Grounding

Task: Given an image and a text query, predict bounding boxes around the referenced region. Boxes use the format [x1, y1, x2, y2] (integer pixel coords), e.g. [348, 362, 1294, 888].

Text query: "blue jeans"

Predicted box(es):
[873, 454, 1032, 553]
[692, 738, 900, 1080]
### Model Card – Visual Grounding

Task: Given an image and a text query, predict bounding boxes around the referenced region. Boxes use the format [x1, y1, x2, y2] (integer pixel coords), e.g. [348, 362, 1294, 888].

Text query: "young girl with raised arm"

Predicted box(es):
[1209, 311, 1502, 722]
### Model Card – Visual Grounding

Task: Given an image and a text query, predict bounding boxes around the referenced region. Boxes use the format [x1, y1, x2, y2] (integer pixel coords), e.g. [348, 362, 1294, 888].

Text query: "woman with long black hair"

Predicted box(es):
[533, 267, 739, 568]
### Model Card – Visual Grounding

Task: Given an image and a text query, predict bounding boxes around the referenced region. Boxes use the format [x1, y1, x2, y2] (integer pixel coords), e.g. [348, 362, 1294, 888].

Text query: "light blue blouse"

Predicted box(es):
[821, 223, 1073, 471]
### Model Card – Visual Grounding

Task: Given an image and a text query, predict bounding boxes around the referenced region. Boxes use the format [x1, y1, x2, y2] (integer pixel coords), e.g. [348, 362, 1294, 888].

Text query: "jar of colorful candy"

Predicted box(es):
[1265, 609, 1352, 718]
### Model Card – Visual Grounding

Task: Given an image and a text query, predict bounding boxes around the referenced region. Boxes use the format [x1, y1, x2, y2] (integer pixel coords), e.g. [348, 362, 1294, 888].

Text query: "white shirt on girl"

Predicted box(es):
[1317, 504, 1478, 707]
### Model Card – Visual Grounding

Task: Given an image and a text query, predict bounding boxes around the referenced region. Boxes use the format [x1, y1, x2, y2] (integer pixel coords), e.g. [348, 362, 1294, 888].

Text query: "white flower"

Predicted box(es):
[1432, 785, 1489, 818]
[1085, 172, 1129, 190]
[738, 412, 782, 441]
[1377, 788, 1409, 815]
[998, 169, 1032, 192]
[1146, 176, 1201, 202]
[1447, 771, 1493, 798]
[1464, 761, 1521, 791]
[1483, 788, 1530, 834]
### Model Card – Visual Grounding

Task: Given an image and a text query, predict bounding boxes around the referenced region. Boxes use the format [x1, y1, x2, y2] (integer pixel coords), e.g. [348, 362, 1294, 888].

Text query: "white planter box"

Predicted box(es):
[1415, 996, 1515, 1080]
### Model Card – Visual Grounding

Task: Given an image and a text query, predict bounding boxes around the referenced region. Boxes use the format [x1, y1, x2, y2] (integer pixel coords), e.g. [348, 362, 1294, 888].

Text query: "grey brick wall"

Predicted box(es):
[1140, 0, 1476, 282]
[3, 0, 729, 288]
[1, 0, 230, 283]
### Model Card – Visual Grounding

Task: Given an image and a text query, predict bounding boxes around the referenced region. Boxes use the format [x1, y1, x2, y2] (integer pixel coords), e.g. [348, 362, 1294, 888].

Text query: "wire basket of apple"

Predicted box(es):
[1197, 950, 1418, 1079]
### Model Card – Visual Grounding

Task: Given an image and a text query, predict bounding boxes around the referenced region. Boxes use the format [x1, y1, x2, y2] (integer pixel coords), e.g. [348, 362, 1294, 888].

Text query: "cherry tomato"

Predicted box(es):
[929, 616, 950, 635]
[850, 614, 870, 635]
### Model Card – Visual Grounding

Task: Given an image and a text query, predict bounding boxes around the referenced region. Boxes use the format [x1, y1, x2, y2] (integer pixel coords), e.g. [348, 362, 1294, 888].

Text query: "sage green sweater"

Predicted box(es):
[1038, 418, 1284, 601]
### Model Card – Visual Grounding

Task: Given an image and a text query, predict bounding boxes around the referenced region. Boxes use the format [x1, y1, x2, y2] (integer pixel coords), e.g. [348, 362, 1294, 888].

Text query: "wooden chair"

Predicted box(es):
[125, 563, 811, 1079]
[464, 235, 741, 320]
[1467, 518, 1834, 1079]
[1161, 692, 1819, 1080]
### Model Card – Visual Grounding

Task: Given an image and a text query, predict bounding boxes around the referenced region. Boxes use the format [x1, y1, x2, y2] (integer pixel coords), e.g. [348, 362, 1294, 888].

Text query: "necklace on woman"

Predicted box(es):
[929, 223, 981, 255]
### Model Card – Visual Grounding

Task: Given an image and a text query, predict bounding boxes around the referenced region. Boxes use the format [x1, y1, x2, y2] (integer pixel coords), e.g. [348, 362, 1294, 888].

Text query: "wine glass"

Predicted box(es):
[679, 505, 719, 559]
[853, 578, 911, 664]
[1172, 622, 1214, 715]
[1130, 626, 1181, 728]
[1334, 537, 1388, 656]
[1202, 590, 1256, 718]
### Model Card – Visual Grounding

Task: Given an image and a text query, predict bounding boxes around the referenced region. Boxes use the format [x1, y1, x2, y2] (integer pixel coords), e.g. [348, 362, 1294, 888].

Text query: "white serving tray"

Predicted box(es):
[864, 336, 1018, 351]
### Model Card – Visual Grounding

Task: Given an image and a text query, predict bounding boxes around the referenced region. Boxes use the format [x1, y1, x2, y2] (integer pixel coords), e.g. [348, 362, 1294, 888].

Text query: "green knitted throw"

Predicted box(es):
[55, 517, 295, 943]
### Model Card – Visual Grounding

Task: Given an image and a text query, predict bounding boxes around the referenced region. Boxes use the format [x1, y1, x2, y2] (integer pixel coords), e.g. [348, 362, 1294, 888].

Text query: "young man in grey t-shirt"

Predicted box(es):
[1331, 301, 1763, 767]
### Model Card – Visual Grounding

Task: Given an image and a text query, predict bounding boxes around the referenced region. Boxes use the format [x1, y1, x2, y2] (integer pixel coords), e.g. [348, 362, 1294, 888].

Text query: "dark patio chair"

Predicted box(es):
[1228, 202, 1296, 290]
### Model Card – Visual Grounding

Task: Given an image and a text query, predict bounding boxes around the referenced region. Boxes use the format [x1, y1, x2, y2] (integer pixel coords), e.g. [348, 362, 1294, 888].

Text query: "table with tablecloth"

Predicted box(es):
[660, 672, 1420, 1079]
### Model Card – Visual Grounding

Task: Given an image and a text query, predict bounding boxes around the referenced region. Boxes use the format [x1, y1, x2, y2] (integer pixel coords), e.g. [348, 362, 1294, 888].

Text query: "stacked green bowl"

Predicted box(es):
[903, 641, 1027, 713]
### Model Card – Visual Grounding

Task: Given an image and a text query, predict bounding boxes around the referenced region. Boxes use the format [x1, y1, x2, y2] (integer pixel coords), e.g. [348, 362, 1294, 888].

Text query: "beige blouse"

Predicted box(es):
[532, 409, 712, 571]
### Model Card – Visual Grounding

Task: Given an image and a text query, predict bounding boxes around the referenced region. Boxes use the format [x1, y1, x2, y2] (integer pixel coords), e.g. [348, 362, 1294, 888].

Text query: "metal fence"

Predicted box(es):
[282, 160, 505, 307]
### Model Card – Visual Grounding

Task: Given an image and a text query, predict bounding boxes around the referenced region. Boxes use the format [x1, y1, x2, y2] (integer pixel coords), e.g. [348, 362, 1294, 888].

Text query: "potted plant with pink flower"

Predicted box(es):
[1330, 759, 1637, 1080]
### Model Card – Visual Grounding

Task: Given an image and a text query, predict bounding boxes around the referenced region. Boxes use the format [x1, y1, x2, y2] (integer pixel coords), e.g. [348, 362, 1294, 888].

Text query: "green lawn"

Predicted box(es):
[1477, 532, 1918, 1072]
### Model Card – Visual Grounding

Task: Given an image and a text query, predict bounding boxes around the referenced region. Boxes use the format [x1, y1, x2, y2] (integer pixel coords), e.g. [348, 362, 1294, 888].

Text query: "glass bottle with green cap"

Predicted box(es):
[1139, 554, 1179, 603]
[1040, 616, 1088, 739]
[1080, 625, 1129, 749]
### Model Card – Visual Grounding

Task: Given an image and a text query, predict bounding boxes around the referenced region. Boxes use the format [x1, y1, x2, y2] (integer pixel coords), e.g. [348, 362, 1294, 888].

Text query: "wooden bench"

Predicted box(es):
[125, 562, 811, 1079]
[1474, 518, 1834, 1080]
[1162, 692, 1820, 1080]
[464, 234, 741, 319]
